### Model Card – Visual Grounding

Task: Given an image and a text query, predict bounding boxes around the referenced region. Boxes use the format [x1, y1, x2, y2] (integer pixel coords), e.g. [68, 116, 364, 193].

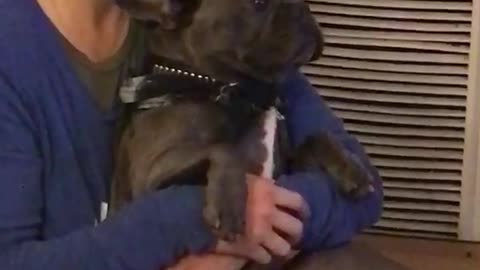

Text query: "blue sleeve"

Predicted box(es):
[0, 78, 215, 269]
[276, 70, 384, 252]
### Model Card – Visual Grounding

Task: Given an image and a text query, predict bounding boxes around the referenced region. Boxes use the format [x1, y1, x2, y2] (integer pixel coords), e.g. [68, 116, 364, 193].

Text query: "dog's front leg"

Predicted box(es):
[204, 144, 247, 241]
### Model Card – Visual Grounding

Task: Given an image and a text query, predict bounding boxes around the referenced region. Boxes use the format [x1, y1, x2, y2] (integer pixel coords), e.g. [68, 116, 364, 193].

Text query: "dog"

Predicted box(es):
[109, 0, 375, 268]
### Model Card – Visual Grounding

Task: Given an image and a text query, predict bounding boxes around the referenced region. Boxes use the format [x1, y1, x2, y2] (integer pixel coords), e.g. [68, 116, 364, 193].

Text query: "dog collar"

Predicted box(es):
[119, 57, 284, 118]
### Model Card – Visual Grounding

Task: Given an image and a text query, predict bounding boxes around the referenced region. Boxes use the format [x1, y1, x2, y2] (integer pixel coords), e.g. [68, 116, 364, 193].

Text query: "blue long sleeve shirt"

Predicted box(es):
[0, 0, 383, 269]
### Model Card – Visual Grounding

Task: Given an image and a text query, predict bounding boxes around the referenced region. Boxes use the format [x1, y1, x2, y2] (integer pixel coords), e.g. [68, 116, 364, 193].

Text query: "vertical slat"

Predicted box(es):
[459, 0, 480, 242]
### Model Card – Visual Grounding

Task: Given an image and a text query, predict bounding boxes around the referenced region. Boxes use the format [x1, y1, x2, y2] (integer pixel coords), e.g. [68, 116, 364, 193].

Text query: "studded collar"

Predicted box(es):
[119, 57, 282, 116]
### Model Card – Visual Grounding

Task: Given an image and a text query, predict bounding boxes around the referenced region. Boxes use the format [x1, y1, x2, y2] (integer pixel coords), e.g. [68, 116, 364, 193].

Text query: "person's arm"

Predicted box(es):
[0, 77, 216, 270]
[276, 70, 384, 252]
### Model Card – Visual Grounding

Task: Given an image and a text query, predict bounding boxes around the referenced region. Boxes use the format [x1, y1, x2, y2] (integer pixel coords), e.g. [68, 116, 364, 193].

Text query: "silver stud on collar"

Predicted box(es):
[153, 63, 217, 83]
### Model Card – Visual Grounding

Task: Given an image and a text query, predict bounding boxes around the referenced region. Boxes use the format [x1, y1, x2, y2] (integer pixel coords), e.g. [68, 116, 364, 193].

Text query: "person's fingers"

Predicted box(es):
[273, 185, 310, 220]
[215, 240, 272, 264]
[261, 230, 291, 257]
[271, 209, 303, 244]
[245, 176, 275, 242]
[247, 245, 272, 264]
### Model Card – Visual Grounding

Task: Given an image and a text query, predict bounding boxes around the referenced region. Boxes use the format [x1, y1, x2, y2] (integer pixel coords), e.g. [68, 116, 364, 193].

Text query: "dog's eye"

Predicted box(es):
[252, 0, 268, 12]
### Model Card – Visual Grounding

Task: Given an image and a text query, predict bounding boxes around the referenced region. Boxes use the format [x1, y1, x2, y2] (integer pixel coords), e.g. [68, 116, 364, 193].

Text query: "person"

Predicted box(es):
[0, 0, 384, 269]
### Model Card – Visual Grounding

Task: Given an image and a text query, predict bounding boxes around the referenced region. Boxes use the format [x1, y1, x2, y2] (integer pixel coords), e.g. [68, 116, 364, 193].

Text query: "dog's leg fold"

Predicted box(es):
[290, 132, 373, 199]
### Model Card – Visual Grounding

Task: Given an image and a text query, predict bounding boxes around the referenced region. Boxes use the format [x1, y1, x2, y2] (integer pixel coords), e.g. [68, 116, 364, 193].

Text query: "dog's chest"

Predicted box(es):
[244, 108, 288, 180]
[259, 108, 278, 178]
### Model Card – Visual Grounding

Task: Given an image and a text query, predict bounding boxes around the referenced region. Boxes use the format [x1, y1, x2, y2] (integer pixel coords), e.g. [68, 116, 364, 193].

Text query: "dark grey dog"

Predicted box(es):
[109, 0, 380, 269]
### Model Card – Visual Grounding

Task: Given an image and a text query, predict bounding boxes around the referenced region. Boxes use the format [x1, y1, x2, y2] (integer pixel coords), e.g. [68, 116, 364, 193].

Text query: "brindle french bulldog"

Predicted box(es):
[110, 0, 378, 269]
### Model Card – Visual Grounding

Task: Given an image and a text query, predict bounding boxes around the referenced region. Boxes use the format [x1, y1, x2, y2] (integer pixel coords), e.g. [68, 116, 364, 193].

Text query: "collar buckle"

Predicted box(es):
[119, 75, 147, 104]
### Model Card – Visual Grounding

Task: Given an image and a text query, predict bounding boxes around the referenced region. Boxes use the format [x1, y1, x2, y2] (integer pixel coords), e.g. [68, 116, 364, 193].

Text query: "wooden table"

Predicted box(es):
[282, 235, 410, 270]
[248, 234, 479, 270]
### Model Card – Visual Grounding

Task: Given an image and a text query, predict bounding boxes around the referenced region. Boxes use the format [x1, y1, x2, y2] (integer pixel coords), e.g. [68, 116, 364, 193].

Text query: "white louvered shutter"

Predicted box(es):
[304, 0, 480, 241]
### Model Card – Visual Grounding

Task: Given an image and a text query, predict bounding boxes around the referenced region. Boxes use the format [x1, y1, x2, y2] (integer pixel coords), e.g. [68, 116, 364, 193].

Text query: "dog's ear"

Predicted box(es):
[310, 30, 324, 61]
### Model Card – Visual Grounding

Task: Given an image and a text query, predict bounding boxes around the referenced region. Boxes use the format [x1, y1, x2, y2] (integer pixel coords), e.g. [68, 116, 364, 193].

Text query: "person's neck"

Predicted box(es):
[37, 0, 130, 63]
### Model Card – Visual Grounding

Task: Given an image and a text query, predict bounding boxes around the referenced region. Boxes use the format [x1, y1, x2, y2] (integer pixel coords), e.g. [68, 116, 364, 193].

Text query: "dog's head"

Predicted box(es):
[117, 0, 323, 83]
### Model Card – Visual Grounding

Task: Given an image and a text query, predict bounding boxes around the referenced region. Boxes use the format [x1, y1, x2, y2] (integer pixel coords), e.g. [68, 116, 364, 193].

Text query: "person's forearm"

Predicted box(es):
[0, 186, 216, 270]
[277, 171, 382, 251]
[276, 70, 383, 251]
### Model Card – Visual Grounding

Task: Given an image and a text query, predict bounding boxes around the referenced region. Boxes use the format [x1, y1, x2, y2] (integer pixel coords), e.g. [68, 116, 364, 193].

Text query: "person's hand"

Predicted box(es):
[166, 254, 247, 270]
[215, 174, 310, 264]
[167, 174, 307, 270]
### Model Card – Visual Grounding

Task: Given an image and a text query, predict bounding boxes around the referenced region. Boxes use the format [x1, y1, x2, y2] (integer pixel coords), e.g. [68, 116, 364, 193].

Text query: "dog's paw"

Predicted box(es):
[203, 193, 246, 241]
[203, 181, 246, 241]
[204, 161, 247, 241]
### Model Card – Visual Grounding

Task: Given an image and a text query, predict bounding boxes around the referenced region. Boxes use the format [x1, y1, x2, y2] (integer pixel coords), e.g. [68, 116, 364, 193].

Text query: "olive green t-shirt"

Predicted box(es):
[58, 21, 144, 112]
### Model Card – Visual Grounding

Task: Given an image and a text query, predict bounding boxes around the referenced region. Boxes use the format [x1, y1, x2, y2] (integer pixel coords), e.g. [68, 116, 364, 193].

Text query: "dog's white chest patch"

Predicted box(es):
[260, 108, 278, 179]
